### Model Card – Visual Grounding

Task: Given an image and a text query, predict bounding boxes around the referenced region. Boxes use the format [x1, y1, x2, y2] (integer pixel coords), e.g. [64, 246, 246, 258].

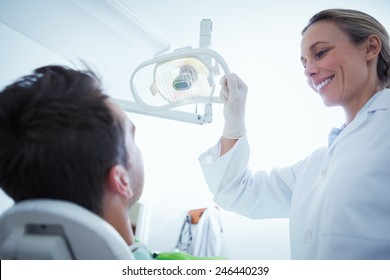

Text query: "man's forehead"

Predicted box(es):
[106, 98, 124, 119]
[105, 99, 136, 139]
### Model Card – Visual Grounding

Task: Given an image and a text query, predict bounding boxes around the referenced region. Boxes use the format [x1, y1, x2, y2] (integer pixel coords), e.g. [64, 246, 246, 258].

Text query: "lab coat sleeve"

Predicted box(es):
[199, 136, 302, 219]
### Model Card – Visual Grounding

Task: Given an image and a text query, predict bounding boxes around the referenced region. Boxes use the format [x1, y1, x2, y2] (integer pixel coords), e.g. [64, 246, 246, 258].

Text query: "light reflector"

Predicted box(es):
[130, 48, 229, 111]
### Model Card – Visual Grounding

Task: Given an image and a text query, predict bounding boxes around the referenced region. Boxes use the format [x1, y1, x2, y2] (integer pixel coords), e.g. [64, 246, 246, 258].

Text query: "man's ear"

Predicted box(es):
[106, 165, 133, 199]
[365, 34, 382, 60]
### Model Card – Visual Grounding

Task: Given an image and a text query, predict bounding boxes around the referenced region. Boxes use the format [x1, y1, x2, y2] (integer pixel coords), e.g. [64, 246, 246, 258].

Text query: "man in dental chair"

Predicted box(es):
[0, 65, 152, 259]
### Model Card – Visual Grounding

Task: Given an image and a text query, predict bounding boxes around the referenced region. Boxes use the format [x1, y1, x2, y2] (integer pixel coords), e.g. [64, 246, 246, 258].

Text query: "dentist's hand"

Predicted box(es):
[219, 73, 248, 139]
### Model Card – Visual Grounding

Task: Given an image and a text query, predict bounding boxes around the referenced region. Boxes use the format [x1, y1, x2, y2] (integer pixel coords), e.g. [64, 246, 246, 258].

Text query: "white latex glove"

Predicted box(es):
[219, 73, 248, 139]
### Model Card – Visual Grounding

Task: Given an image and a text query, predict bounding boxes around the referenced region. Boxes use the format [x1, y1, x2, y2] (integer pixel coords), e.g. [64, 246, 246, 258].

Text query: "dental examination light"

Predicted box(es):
[116, 19, 230, 125]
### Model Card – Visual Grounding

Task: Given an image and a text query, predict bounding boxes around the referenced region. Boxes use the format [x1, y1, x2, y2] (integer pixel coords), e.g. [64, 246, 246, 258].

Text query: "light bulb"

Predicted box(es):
[152, 57, 212, 103]
[172, 65, 197, 91]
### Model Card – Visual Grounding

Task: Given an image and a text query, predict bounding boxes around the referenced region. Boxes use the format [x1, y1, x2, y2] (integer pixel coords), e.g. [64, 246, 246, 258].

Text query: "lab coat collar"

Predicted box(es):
[366, 88, 390, 112]
[328, 88, 390, 150]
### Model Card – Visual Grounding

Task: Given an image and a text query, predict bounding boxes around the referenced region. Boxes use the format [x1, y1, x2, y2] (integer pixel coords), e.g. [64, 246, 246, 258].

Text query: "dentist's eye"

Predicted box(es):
[315, 49, 329, 60]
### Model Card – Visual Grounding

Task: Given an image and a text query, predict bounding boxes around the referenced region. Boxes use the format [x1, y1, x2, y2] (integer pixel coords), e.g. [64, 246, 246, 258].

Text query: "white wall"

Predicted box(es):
[127, 105, 291, 259]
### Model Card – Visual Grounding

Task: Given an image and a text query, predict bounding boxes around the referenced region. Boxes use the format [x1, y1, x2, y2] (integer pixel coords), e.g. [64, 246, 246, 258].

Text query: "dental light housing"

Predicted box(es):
[130, 47, 230, 111]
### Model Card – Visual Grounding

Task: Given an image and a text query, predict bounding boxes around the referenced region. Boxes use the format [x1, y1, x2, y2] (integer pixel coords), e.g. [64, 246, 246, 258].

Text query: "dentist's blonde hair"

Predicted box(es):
[302, 9, 390, 88]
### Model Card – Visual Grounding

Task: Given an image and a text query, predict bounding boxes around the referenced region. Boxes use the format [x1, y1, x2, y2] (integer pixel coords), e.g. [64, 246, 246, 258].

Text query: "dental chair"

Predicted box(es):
[0, 199, 135, 260]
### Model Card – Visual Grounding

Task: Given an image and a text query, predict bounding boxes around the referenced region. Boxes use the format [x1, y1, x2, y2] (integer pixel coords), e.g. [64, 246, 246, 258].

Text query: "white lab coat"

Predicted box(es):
[189, 206, 223, 257]
[199, 89, 390, 259]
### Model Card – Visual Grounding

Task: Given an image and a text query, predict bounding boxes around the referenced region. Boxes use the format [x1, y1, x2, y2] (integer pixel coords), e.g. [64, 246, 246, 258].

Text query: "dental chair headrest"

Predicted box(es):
[0, 199, 135, 260]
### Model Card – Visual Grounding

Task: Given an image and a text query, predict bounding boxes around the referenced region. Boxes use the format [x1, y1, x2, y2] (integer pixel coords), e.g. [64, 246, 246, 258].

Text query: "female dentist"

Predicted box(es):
[199, 9, 390, 259]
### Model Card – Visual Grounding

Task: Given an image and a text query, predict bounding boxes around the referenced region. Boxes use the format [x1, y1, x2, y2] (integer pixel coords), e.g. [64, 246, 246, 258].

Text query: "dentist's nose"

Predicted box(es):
[304, 60, 319, 78]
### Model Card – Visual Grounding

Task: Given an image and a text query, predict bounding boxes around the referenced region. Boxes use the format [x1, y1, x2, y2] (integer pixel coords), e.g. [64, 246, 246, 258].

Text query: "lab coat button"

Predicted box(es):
[304, 231, 312, 244]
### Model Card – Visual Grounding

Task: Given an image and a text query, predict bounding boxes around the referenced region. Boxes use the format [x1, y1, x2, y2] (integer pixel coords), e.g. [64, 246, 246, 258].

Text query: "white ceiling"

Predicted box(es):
[121, 0, 390, 56]
[0, 0, 170, 101]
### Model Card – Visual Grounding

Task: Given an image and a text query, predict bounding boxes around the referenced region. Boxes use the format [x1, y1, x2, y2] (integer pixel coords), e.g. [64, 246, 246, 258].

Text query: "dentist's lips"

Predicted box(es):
[314, 76, 334, 92]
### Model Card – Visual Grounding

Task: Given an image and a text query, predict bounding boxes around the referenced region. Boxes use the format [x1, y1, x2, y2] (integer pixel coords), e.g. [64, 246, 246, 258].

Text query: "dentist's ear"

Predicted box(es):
[365, 34, 381, 60]
[106, 165, 133, 199]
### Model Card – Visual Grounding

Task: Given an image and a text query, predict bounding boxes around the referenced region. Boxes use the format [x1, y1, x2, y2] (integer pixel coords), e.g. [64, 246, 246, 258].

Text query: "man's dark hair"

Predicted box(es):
[0, 65, 128, 215]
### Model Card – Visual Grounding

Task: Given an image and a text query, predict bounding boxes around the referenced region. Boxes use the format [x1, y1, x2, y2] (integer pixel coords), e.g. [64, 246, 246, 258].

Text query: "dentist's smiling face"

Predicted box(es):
[300, 20, 368, 108]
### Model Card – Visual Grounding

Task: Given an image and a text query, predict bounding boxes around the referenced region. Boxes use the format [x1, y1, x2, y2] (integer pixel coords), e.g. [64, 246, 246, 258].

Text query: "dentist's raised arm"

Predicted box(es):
[219, 73, 248, 156]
